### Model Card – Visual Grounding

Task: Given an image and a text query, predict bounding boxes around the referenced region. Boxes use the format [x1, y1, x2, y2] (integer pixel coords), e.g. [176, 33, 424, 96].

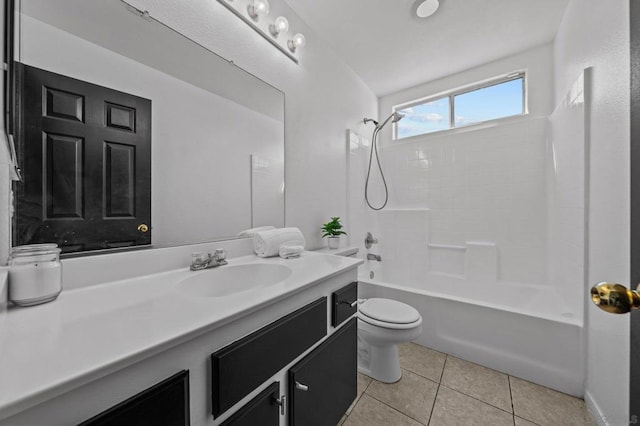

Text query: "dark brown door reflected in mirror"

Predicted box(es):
[15, 64, 151, 253]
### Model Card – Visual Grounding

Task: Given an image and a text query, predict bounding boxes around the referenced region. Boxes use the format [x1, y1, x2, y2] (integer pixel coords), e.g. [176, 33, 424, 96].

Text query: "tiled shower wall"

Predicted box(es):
[364, 117, 550, 286]
[348, 44, 585, 321]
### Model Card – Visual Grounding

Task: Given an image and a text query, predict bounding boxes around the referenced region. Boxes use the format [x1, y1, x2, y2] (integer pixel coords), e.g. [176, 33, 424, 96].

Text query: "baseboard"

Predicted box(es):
[584, 391, 607, 426]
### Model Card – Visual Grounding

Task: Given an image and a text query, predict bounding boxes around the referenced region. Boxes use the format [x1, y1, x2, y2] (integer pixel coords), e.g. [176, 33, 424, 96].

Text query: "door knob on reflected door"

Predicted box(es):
[590, 282, 640, 314]
[137, 224, 149, 233]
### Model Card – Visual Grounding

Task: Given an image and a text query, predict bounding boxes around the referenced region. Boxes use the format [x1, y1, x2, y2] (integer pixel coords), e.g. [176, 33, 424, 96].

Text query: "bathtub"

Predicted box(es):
[357, 260, 585, 397]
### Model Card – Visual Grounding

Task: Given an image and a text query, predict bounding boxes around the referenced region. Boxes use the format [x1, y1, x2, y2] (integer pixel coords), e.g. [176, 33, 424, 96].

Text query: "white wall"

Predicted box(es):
[369, 45, 555, 287]
[554, 0, 630, 424]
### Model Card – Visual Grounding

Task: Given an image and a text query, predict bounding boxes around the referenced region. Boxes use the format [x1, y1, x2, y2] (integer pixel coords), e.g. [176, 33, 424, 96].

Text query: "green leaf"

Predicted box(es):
[321, 217, 347, 237]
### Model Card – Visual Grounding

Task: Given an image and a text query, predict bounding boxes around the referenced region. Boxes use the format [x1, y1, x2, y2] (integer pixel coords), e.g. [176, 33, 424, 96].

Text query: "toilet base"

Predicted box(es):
[357, 336, 403, 383]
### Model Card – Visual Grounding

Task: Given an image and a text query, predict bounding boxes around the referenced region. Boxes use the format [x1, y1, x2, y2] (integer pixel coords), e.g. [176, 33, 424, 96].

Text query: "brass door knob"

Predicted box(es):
[137, 224, 149, 233]
[590, 282, 640, 314]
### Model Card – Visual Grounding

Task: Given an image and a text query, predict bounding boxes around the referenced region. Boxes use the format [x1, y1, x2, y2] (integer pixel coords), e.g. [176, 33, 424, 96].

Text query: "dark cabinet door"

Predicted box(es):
[288, 318, 357, 426]
[16, 63, 151, 253]
[211, 297, 327, 418]
[220, 382, 280, 426]
[78, 370, 189, 426]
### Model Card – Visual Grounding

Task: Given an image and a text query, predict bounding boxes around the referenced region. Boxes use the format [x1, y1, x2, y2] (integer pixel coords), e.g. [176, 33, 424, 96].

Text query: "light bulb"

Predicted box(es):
[269, 16, 289, 36]
[247, 0, 270, 19]
[416, 0, 439, 18]
[287, 33, 306, 52]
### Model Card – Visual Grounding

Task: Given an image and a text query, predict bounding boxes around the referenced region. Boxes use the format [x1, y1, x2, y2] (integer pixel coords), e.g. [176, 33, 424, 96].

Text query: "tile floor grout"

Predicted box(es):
[343, 343, 593, 426]
[436, 382, 515, 415]
[358, 379, 517, 425]
[365, 393, 428, 425]
[426, 354, 446, 426]
[353, 378, 536, 426]
[508, 375, 515, 424]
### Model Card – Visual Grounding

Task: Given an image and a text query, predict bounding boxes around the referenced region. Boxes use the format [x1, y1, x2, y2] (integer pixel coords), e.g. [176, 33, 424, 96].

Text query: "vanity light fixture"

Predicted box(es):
[217, 0, 303, 64]
[287, 33, 306, 53]
[269, 16, 289, 37]
[247, 0, 270, 19]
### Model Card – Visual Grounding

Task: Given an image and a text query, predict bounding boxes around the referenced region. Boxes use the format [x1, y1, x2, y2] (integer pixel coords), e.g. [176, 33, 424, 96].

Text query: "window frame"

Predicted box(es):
[393, 71, 527, 140]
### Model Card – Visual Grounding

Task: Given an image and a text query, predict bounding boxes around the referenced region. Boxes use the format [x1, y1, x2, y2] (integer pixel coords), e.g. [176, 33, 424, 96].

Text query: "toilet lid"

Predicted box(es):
[359, 298, 421, 324]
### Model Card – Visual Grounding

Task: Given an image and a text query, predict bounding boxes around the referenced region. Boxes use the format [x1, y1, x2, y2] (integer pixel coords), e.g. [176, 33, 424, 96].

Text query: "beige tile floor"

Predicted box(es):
[339, 343, 595, 426]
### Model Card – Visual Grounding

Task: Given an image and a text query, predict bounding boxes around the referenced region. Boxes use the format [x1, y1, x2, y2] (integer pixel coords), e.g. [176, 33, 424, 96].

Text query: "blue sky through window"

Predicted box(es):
[397, 97, 450, 139]
[395, 76, 524, 139]
[454, 78, 523, 127]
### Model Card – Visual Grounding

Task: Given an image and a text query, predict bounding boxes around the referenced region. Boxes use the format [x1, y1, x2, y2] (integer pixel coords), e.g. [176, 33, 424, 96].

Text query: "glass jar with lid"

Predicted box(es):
[8, 243, 62, 306]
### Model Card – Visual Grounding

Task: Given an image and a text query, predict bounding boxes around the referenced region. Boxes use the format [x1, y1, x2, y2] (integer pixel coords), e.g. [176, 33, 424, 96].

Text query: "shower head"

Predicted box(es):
[376, 111, 404, 130]
[391, 112, 405, 123]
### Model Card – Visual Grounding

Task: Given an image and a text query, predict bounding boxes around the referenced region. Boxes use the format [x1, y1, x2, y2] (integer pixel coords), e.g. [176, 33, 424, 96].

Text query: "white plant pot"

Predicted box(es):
[327, 237, 340, 249]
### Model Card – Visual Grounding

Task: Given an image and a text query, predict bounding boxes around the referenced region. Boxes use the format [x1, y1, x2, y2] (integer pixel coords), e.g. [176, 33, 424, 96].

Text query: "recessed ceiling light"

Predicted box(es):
[416, 0, 439, 18]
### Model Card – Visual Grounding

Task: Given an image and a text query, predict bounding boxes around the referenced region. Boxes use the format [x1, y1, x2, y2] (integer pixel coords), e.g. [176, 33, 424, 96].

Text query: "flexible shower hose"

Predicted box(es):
[364, 126, 389, 210]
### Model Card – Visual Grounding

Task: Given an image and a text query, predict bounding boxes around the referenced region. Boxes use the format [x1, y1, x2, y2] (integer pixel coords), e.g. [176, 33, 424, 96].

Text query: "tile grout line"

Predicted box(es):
[364, 371, 420, 423]
[437, 382, 515, 416]
[438, 354, 515, 416]
[402, 366, 443, 384]
[365, 392, 428, 426]
[426, 354, 447, 425]
[508, 376, 543, 426]
[343, 376, 373, 424]
[509, 375, 515, 425]
[437, 353, 447, 383]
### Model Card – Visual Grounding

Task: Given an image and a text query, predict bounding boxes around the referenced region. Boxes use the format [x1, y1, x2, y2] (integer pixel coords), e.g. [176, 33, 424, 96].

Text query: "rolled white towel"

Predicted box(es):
[279, 244, 304, 259]
[254, 227, 305, 258]
[237, 225, 276, 238]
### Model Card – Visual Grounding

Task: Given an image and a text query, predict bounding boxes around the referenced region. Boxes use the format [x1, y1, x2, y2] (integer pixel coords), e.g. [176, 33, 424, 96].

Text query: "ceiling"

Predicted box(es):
[283, 0, 570, 96]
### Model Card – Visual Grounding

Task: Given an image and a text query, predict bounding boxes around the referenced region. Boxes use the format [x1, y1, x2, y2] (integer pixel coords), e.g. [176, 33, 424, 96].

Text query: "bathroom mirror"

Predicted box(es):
[11, 0, 285, 253]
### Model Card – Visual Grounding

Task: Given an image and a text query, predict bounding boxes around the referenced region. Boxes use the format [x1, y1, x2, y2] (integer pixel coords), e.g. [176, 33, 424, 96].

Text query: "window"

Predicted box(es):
[394, 73, 525, 140]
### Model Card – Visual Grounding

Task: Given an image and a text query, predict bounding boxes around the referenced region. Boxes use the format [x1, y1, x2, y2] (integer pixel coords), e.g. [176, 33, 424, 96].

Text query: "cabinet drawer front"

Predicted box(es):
[78, 370, 189, 426]
[288, 318, 357, 426]
[220, 382, 280, 426]
[332, 282, 358, 327]
[211, 297, 327, 417]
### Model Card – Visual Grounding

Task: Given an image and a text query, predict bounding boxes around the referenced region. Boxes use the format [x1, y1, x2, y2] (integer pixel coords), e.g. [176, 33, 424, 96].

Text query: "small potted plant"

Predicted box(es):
[321, 217, 347, 249]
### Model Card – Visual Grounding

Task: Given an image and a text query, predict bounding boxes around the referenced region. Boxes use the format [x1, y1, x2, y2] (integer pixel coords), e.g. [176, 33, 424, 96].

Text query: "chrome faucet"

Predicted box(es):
[190, 249, 228, 271]
[367, 253, 382, 261]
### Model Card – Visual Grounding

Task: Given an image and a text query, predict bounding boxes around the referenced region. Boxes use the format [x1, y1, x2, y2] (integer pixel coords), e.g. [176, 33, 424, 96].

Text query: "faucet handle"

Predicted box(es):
[214, 248, 226, 260]
[365, 232, 379, 249]
[192, 252, 205, 262]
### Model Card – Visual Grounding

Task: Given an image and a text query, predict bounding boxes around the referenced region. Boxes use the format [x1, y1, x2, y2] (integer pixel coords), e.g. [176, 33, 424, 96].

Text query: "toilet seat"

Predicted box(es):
[359, 298, 422, 330]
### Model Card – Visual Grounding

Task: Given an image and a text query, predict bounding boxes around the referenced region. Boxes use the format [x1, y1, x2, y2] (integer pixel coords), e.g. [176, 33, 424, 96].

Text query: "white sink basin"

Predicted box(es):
[178, 263, 292, 298]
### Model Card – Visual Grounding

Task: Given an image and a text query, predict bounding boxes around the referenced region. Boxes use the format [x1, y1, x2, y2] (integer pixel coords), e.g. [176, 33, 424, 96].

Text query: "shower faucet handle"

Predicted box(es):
[365, 232, 378, 249]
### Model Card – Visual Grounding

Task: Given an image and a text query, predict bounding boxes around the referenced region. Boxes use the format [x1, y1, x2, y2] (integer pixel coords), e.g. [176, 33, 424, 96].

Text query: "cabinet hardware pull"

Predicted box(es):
[341, 299, 365, 307]
[275, 395, 286, 415]
[295, 381, 309, 391]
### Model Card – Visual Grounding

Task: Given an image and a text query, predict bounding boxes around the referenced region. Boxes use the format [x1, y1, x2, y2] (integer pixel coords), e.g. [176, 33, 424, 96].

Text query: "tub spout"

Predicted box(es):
[367, 253, 382, 262]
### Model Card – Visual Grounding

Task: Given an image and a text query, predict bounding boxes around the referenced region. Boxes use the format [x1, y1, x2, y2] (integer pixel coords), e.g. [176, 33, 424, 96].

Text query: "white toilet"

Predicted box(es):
[316, 245, 423, 383]
[357, 298, 422, 383]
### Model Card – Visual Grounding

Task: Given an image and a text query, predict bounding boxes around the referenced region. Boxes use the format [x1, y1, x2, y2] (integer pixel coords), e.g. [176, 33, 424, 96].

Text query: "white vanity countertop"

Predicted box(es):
[0, 251, 362, 419]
